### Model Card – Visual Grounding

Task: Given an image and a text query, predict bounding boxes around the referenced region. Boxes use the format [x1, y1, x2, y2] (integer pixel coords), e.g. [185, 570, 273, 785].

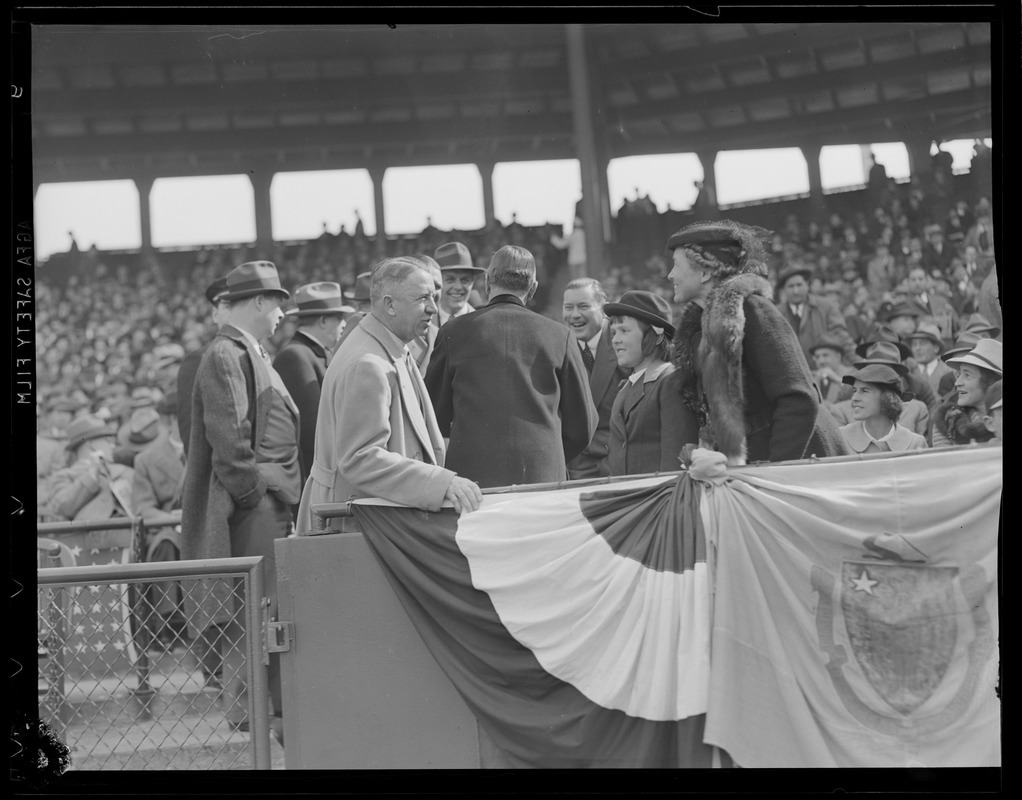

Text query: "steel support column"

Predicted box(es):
[566, 24, 607, 280]
[369, 166, 387, 258]
[801, 144, 826, 220]
[249, 166, 275, 259]
[134, 175, 154, 254]
[477, 161, 495, 225]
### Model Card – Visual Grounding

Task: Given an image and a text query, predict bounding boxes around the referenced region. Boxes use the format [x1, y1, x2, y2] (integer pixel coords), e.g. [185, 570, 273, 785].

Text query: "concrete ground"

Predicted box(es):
[40, 647, 286, 770]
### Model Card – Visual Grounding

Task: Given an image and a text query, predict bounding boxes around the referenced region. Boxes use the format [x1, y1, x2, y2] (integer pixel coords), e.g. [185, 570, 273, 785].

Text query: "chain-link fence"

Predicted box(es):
[37, 542, 275, 771]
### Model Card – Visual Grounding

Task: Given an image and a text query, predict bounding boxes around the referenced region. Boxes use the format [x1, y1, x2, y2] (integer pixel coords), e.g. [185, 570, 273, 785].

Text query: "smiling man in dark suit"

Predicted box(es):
[562, 278, 629, 479]
[425, 245, 598, 489]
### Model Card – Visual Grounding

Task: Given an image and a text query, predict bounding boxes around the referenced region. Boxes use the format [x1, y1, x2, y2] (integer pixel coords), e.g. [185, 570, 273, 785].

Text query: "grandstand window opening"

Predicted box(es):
[492, 160, 581, 229]
[382, 164, 485, 235]
[608, 154, 704, 215]
[35, 180, 141, 263]
[151, 175, 256, 250]
[865, 142, 912, 183]
[714, 148, 810, 208]
[271, 169, 375, 242]
[934, 138, 993, 175]
[820, 145, 867, 194]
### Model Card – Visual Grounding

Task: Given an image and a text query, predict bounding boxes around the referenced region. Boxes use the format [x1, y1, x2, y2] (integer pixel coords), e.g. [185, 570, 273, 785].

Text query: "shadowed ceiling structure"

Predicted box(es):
[32, 22, 992, 185]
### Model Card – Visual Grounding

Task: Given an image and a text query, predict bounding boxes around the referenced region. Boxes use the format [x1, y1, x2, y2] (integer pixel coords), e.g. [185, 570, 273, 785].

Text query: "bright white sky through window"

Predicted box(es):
[151, 174, 255, 249]
[31, 139, 992, 262]
[608, 154, 703, 214]
[35, 180, 141, 259]
[271, 169, 375, 240]
[715, 148, 810, 206]
[492, 160, 582, 228]
[382, 164, 484, 234]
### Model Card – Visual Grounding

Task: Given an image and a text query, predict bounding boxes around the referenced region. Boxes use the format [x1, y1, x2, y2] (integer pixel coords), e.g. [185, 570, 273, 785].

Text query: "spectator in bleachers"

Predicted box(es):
[932, 339, 1001, 447]
[44, 414, 134, 527]
[838, 364, 929, 454]
[775, 264, 856, 367]
[982, 379, 1002, 443]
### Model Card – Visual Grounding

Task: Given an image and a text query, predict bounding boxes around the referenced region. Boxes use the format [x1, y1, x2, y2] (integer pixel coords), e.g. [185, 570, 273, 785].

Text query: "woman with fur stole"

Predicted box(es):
[666, 219, 849, 466]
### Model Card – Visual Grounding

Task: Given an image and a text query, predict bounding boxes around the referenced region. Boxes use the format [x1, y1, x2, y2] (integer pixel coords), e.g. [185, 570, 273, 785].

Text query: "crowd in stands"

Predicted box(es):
[36, 146, 999, 514]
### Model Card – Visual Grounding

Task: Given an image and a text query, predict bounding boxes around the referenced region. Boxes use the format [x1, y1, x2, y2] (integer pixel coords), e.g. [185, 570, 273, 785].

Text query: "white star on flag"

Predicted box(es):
[113, 640, 127, 652]
[69, 545, 82, 557]
[90, 548, 100, 555]
[88, 585, 102, 595]
[74, 624, 86, 635]
[850, 569, 879, 595]
[92, 642, 106, 652]
[107, 558, 119, 565]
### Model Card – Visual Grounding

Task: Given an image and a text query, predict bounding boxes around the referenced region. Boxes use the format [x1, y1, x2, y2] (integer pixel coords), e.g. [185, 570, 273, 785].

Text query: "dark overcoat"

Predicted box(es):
[676, 274, 850, 464]
[607, 365, 698, 476]
[424, 294, 598, 489]
[273, 330, 328, 491]
[180, 324, 276, 637]
[567, 323, 630, 480]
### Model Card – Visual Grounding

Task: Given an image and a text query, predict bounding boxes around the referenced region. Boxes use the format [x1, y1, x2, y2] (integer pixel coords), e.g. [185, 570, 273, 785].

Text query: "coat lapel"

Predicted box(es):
[361, 315, 439, 465]
[589, 324, 619, 403]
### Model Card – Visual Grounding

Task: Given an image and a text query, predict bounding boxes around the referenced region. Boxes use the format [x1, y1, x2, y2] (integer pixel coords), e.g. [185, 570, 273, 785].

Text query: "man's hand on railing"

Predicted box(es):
[445, 476, 483, 515]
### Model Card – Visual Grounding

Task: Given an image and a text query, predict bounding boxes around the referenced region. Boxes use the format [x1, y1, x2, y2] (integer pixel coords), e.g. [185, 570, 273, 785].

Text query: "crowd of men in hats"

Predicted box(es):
[36, 164, 1001, 744]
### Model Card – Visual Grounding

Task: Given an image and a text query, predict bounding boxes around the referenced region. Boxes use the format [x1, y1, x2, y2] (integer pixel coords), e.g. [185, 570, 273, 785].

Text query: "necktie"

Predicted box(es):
[792, 305, 803, 330]
[580, 342, 595, 374]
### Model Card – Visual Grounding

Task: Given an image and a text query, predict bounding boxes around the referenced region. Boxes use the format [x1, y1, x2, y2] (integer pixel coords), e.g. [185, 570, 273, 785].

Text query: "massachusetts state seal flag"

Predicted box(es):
[350, 445, 1000, 768]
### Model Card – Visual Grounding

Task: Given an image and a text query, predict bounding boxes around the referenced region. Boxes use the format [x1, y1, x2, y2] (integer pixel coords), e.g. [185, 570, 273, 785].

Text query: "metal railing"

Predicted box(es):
[37, 546, 273, 770]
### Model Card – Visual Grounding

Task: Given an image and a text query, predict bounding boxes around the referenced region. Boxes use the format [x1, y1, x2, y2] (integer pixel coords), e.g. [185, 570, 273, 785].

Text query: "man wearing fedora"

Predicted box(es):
[906, 322, 954, 399]
[177, 274, 230, 456]
[44, 414, 134, 530]
[904, 265, 959, 345]
[273, 281, 354, 509]
[180, 260, 299, 741]
[809, 335, 854, 415]
[775, 264, 856, 367]
[434, 241, 485, 326]
[296, 256, 482, 532]
[562, 277, 629, 480]
[424, 245, 597, 489]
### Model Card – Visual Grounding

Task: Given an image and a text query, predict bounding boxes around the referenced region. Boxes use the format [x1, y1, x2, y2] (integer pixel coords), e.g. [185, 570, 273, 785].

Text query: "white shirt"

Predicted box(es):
[627, 361, 672, 386]
[861, 421, 897, 447]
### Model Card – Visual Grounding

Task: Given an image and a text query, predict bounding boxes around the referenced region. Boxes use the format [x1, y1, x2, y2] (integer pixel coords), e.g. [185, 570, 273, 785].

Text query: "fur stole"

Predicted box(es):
[673, 273, 774, 462]
[934, 396, 993, 444]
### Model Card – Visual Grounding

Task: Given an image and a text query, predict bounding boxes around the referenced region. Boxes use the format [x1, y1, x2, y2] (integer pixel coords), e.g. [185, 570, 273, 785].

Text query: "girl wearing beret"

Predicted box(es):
[837, 364, 928, 453]
[605, 291, 697, 476]
[665, 219, 850, 465]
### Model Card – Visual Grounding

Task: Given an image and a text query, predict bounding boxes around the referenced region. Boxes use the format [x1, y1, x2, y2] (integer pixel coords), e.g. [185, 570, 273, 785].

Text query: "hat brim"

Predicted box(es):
[603, 303, 676, 338]
[67, 425, 117, 450]
[219, 287, 290, 302]
[438, 265, 486, 273]
[777, 269, 813, 287]
[285, 305, 355, 316]
[944, 353, 1002, 375]
[965, 326, 1001, 339]
[855, 340, 912, 361]
[852, 359, 909, 377]
[904, 333, 944, 352]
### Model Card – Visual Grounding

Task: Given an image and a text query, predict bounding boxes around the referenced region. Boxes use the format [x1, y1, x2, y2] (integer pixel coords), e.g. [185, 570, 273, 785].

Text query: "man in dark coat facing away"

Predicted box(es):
[424, 245, 598, 489]
[273, 281, 353, 517]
